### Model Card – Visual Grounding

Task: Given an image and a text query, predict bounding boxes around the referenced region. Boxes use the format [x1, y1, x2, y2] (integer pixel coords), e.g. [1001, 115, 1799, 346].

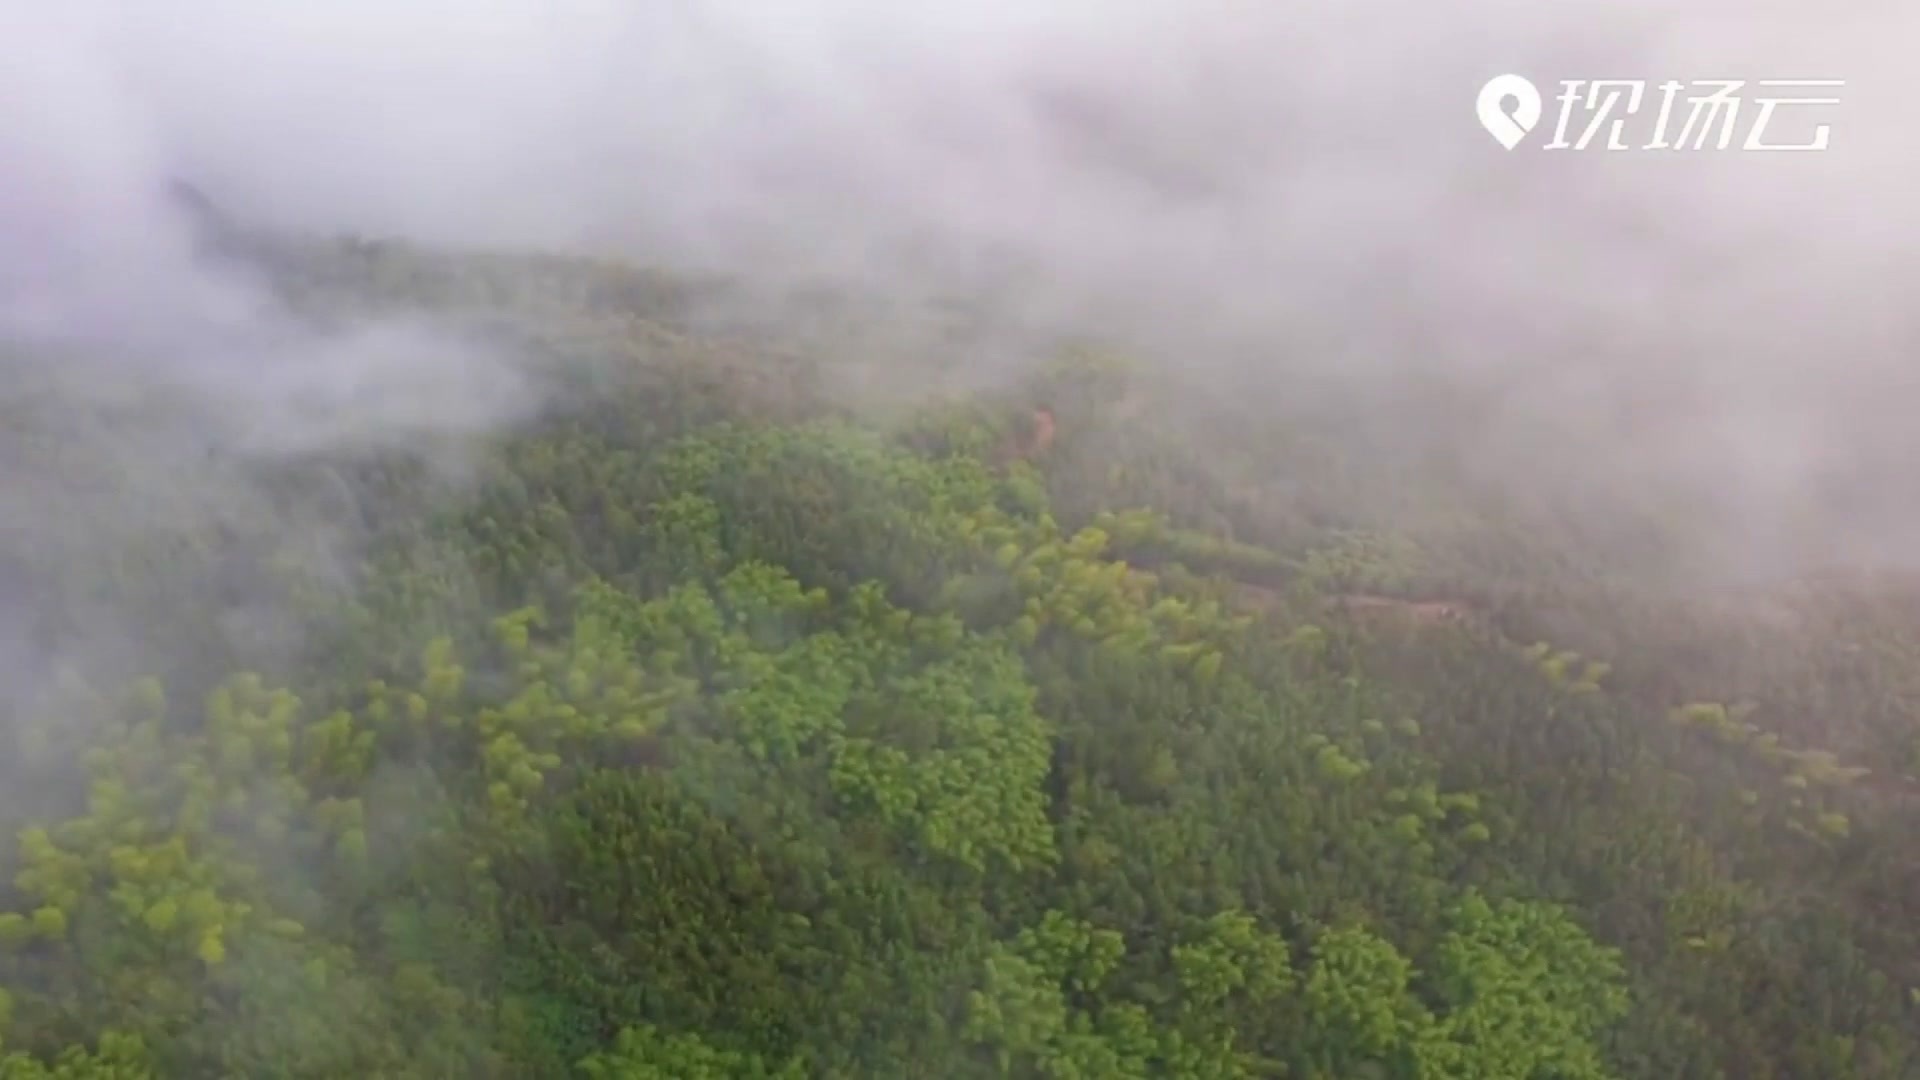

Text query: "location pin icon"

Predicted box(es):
[1477, 74, 1541, 150]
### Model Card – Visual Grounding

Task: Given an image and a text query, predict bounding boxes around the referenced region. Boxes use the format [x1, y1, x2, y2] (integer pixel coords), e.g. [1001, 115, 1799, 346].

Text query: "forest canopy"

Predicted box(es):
[0, 231, 1915, 1079]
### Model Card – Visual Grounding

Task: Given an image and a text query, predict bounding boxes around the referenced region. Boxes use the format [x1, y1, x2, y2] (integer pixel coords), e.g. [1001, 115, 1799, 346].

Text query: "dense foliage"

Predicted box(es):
[0, 234, 1916, 1077]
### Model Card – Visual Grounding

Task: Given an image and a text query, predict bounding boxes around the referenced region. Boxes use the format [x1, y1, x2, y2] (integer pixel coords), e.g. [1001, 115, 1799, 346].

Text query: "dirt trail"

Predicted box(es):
[1226, 581, 1488, 631]
[1331, 593, 1481, 627]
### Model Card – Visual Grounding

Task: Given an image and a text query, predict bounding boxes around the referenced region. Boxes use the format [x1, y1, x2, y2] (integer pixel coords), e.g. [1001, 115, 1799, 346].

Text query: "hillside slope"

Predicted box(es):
[0, 230, 1915, 1078]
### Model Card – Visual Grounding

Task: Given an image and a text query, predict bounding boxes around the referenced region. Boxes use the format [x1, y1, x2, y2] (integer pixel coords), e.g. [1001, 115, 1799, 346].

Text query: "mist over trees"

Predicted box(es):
[4, 3, 1920, 1078]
